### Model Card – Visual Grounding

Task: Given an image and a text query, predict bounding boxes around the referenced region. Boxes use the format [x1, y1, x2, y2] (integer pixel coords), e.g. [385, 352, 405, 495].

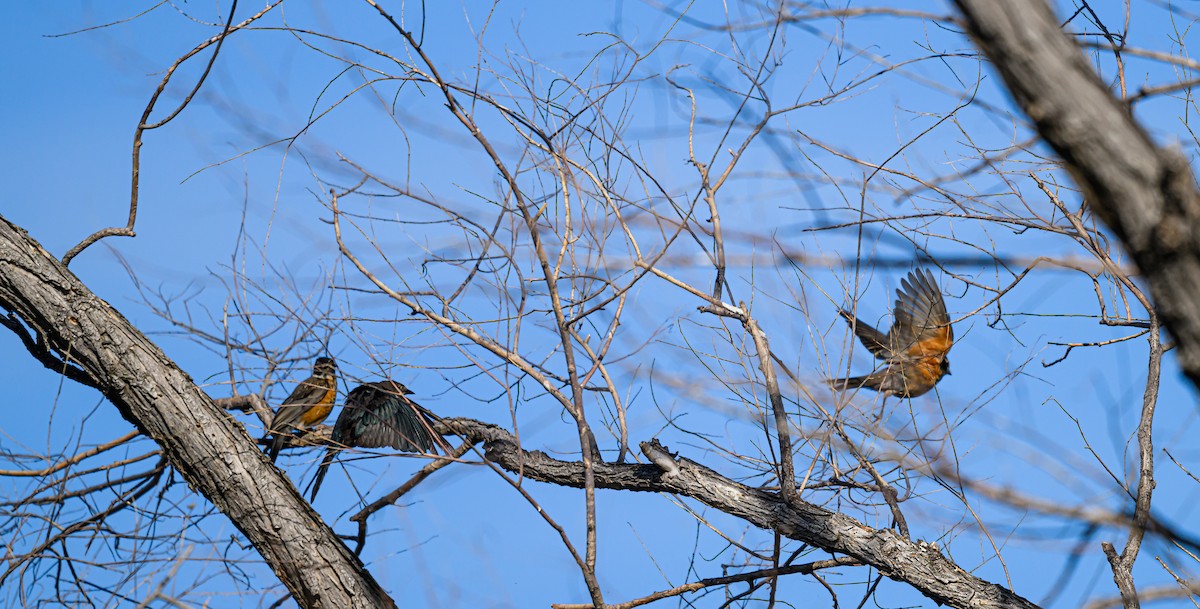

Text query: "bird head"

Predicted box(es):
[939, 357, 951, 376]
[382, 380, 415, 396]
[313, 357, 338, 378]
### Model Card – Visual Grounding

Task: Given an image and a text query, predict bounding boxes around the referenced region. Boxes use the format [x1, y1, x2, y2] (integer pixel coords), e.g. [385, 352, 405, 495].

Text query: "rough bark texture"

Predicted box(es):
[955, 0, 1200, 388]
[443, 418, 1040, 609]
[0, 216, 395, 609]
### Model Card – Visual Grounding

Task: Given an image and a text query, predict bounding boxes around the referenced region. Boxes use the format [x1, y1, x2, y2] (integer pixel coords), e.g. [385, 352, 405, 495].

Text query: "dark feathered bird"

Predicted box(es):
[828, 269, 954, 398]
[266, 357, 338, 462]
[308, 380, 440, 501]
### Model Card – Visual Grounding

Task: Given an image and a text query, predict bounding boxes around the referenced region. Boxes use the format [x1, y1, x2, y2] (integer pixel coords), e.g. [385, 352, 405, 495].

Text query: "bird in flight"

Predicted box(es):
[828, 269, 953, 398]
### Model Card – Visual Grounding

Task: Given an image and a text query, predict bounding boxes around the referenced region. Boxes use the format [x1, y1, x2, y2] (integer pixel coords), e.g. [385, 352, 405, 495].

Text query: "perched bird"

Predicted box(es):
[828, 269, 953, 398]
[307, 380, 440, 501]
[266, 357, 339, 462]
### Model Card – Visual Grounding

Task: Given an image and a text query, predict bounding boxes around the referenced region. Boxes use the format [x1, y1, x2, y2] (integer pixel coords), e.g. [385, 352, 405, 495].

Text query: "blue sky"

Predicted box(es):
[3, 2, 1199, 608]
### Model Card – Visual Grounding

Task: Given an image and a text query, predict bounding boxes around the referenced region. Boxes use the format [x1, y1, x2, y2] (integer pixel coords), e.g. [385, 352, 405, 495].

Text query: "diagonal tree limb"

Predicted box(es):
[0, 215, 395, 609]
[952, 2, 1189, 605]
[440, 417, 1040, 609]
[954, 0, 1200, 389]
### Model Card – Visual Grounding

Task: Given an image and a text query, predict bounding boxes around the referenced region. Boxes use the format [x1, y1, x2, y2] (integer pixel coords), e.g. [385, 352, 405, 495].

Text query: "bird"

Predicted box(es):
[827, 269, 953, 398]
[307, 380, 440, 501]
[266, 357, 339, 462]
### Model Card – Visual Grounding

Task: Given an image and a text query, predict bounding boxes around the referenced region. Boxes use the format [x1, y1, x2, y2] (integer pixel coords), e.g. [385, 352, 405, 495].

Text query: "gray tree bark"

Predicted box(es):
[444, 418, 1041, 609]
[954, 0, 1200, 387]
[0, 216, 396, 609]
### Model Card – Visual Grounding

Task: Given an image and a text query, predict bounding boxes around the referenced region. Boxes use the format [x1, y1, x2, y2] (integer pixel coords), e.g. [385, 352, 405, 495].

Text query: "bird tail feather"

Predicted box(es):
[306, 447, 338, 502]
[826, 374, 881, 392]
[267, 434, 286, 463]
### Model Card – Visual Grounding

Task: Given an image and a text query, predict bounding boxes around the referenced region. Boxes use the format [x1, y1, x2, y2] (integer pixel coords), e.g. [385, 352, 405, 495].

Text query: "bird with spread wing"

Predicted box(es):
[307, 380, 441, 501]
[828, 269, 953, 398]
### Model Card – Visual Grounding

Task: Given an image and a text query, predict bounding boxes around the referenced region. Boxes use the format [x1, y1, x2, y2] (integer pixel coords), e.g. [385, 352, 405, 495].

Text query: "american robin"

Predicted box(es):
[266, 357, 339, 462]
[827, 269, 953, 398]
[307, 380, 440, 501]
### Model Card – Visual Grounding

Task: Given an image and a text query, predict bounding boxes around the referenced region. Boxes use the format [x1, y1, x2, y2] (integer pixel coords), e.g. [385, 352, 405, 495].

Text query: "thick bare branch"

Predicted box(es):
[441, 417, 1040, 609]
[0, 215, 394, 609]
[955, 0, 1200, 390]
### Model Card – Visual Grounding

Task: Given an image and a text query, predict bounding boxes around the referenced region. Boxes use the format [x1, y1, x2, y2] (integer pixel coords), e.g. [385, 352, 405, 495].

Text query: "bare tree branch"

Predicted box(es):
[0, 215, 395, 609]
[955, 0, 1200, 389]
[441, 417, 1041, 609]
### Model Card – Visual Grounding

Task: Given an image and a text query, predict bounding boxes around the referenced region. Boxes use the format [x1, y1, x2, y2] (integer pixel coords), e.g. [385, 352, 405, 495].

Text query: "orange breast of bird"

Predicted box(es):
[298, 385, 337, 426]
[907, 331, 953, 361]
[908, 357, 946, 387]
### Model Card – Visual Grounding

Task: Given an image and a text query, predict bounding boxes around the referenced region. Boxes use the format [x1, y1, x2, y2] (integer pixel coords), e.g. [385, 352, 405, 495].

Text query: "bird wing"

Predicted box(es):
[838, 308, 891, 360]
[888, 269, 953, 357]
[270, 379, 332, 432]
[335, 381, 437, 452]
